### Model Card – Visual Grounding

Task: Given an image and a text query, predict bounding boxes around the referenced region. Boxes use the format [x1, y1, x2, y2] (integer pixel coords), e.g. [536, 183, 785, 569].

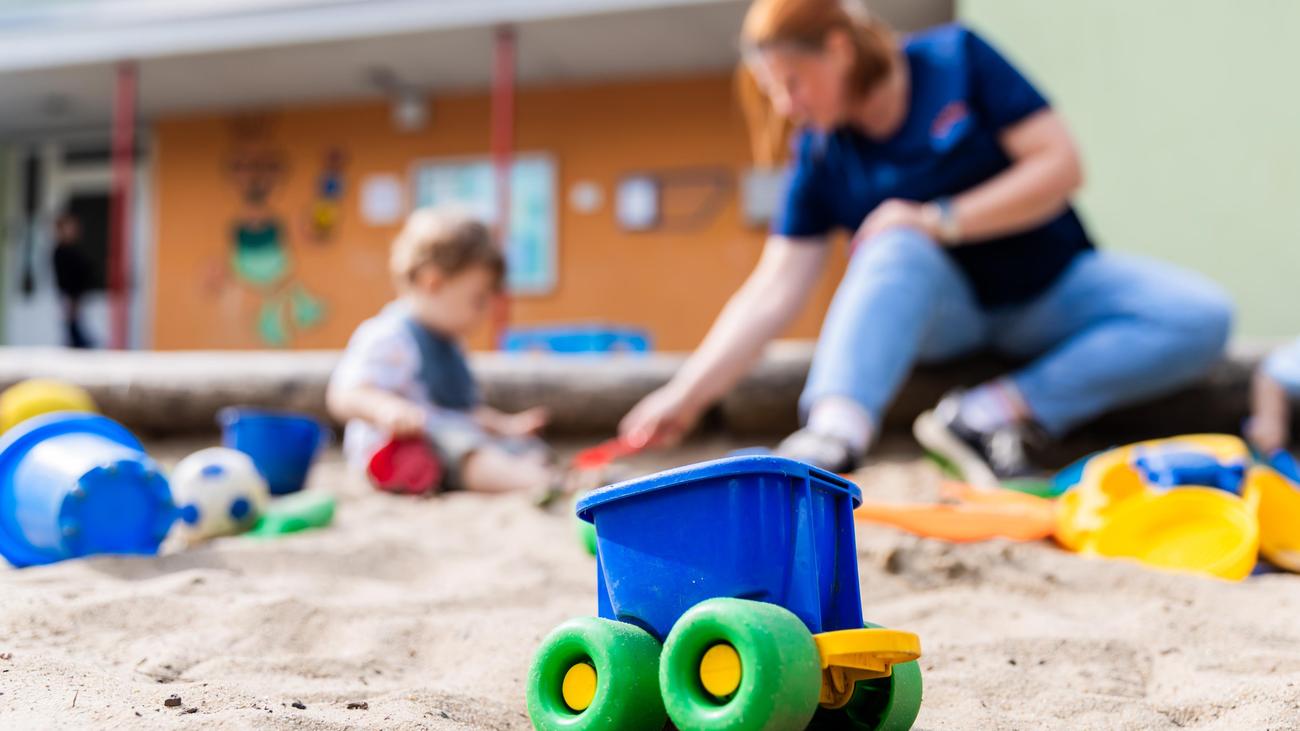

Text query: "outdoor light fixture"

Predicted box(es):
[367, 66, 429, 133]
[391, 90, 428, 132]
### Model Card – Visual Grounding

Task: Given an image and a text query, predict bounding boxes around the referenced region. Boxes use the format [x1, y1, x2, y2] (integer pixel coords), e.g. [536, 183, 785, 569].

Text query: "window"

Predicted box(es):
[411, 154, 557, 295]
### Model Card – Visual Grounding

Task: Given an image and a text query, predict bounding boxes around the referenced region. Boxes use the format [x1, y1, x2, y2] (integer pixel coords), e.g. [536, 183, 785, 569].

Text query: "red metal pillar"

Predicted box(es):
[108, 61, 137, 350]
[490, 25, 516, 348]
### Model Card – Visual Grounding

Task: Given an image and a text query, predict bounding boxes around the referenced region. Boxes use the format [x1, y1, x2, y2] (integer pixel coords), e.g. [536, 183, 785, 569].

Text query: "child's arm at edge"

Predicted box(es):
[327, 382, 428, 438]
[473, 405, 549, 438]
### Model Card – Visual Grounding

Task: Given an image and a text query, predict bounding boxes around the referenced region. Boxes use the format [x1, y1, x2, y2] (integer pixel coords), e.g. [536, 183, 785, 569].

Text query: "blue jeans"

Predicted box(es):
[801, 228, 1233, 436]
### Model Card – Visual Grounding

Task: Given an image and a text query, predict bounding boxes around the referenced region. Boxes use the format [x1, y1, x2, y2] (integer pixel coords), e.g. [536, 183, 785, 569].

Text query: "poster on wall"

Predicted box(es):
[219, 116, 329, 348]
[411, 154, 556, 295]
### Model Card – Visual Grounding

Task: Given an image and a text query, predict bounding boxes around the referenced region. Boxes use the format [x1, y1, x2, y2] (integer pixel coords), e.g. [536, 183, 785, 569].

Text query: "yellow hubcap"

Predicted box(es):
[699, 643, 742, 698]
[561, 662, 598, 712]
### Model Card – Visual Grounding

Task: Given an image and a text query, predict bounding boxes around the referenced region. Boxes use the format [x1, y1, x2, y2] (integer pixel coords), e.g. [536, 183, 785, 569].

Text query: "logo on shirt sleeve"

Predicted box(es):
[930, 100, 972, 151]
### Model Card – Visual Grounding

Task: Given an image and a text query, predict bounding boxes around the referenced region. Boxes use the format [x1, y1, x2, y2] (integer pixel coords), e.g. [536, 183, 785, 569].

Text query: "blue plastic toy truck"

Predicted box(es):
[527, 455, 923, 731]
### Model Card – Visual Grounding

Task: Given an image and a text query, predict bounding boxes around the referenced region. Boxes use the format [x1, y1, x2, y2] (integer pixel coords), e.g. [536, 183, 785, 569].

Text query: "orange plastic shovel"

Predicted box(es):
[855, 481, 1057, 543]
[572, 436, 646, 471]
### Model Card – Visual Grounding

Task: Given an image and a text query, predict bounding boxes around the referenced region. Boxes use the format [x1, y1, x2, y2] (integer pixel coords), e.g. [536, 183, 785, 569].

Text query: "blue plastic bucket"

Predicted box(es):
[218, 408, 327, 495]
[576, 455, 864, 641]
[0, 412, 175, 568]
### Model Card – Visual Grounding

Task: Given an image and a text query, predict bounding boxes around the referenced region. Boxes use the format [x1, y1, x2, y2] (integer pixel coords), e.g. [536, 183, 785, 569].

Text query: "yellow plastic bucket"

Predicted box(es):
[0, 379, 97, 434]
[1055, 449, 1147, 551]
[1082, 487, 1257, 581]
[1244, 466, 1300, 572]
[1055, 435, 1253, 552]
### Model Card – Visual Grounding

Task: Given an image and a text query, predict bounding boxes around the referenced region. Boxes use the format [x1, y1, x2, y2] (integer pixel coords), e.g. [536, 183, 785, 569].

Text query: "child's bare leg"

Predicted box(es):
[460, 446, 556, 493]
[1248, 370, 1291, 454]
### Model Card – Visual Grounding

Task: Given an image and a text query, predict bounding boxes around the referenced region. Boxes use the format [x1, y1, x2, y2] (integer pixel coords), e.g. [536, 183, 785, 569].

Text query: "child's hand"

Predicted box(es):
[1247, 416, 1287, 456]
[496, 407, 549, 437]
[376, 400, 428, 437]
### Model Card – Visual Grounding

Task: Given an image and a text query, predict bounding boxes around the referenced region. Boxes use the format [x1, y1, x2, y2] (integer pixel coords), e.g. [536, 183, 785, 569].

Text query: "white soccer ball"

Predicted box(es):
[171, 447, 270, 540]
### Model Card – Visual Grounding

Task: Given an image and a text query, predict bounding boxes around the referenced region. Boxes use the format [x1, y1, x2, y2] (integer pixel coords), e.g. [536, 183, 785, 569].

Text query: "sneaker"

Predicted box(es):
[775, 428, 862, 474]
[913, 391, 1041, 488]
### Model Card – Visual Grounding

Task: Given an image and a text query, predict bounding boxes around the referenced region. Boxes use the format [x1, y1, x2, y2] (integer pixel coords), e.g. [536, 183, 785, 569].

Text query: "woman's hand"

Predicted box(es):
[852, 199, 940, 248]
[619, 384, 706, 449]
[617, 237, 829, 449]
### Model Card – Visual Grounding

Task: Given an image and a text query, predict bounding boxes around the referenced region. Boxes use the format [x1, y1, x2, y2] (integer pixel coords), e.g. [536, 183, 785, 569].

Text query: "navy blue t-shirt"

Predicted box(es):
[774, 24, 1093, 307]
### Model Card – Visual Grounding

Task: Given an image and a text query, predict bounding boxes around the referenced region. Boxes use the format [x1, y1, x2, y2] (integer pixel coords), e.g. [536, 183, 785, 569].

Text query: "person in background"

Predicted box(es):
[327, 207, 556, 495]
[51, 212, 95, 349]
[620, 0, 1234, 485]
[1246, 341, 1300, 461]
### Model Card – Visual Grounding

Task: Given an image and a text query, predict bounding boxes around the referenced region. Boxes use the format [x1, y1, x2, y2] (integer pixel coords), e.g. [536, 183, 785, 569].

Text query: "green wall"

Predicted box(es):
[960, 0, 1300, 337]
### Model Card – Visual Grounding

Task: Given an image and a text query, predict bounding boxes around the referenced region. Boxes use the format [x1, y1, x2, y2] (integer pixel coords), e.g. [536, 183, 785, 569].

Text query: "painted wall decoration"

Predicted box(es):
[306, 147, 347, 243]
[221, 117, 327, 347]
[615, 166, 732, 233]
[153, 77, 855, 351]
[412, 154, 557, 294]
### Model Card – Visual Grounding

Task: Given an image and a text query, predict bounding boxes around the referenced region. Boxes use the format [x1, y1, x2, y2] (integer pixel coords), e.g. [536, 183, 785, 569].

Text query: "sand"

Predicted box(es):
[1, 436, 1299, 730]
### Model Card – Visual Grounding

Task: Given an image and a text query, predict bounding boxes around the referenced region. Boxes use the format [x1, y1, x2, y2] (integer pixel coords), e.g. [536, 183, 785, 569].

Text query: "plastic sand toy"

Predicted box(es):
[247, 490, 336, 537]
[0, 379, 97, 434]
[858, 435, 1265, 581]
[856, 482, 1057, 543]
[1055, 435, 1251, 553]
[1079, 486, 1258, 580]
[171, 447, 271, 541]
[1245, 465, 1300, 572]
[218, 407, 327, 495]
[0, 412, 175, 567]
[367, 437, 443, 495]
[528, 455, 923, 731]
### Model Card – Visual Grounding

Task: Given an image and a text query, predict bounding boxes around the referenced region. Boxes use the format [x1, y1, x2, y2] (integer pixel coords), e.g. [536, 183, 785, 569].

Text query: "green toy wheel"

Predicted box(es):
[812, 620, 923, 731]
[526, 617, 665, 731]
[576, 518, 597, 556]
[660, 598, 822, 731]
[572, 494, 597, 556]
[812, 659, 922, 730]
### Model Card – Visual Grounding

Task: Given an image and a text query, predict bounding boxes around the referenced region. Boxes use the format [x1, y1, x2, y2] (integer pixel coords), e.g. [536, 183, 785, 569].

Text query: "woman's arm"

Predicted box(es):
[620, 236, 830, 445]
[943, 109, 1084, 242]
[855, 109, 1084, 245]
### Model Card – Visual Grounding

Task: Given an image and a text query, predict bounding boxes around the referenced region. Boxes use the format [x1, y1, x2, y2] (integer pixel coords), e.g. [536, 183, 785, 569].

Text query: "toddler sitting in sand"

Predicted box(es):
[328, 207, 556, 494]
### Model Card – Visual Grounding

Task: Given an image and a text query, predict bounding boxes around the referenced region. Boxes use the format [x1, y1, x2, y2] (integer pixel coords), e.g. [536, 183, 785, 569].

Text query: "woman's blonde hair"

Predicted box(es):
[737, 0, 898, 165]
[389, 207, 505, 292]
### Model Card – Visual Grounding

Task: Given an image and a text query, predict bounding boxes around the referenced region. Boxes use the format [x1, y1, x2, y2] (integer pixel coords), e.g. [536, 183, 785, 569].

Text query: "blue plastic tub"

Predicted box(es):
[218, 408, 327, 495]
[501, 325, 651, 355]
[576, 455, 864, 642]
[0, 412, 175, 568]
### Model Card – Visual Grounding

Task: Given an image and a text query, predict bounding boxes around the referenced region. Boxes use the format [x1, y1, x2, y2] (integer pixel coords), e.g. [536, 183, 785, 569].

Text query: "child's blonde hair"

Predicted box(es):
[389, 207, 506, 291]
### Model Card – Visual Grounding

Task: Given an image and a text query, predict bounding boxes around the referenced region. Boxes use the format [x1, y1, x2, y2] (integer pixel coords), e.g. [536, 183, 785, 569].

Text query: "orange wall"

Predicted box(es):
[152, 74, 848, 350]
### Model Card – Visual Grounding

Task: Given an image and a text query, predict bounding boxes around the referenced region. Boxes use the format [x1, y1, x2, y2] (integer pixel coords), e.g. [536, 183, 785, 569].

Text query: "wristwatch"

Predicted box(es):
[928, 197, 961, 245]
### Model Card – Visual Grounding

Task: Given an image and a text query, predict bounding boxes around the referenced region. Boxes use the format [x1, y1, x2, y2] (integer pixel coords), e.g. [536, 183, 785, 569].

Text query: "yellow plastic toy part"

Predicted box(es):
[1055, 449, 1147, 551]
[560, 662, 598, 712]
[1244, 466, 1300, 572]
[1080, 487, 1258, 581]
[1057, 435, 1254, 554]
[0, 379, 97, 434]
[699, 643, 742, 698]
[813, 628, 921, 709]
